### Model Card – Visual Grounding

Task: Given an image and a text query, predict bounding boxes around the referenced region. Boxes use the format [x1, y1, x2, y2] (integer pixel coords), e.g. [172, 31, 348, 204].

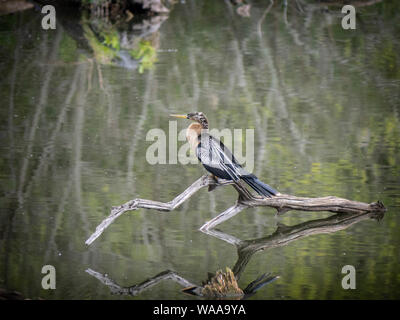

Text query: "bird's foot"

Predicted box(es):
[208, 175, 219, 192]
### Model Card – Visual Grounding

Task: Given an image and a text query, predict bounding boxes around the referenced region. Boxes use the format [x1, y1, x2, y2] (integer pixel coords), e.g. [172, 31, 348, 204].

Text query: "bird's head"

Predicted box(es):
[170, 112, 209, 129]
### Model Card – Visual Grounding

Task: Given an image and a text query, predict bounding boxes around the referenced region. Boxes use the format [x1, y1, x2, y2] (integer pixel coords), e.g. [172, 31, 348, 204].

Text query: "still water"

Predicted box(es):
[0, 0, 399, 299]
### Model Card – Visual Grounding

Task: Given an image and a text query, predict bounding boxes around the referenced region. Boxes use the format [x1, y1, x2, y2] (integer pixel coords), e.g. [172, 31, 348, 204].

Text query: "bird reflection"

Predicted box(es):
[86, 210, 383, 299]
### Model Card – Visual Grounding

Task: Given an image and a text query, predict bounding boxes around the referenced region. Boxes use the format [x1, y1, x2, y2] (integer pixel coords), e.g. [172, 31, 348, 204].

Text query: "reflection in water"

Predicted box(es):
[86, 210, 382, 299]
[35, 0, 170, 72]
[202, 211, 385, 280]
[0, 0, 399, 299]
[86, 267, 278, 299]
[81, 13, 167, 72]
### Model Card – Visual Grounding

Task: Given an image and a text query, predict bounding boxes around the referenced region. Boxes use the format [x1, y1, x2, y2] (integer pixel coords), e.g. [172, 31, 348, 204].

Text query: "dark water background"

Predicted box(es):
[0, 0, 399, 299]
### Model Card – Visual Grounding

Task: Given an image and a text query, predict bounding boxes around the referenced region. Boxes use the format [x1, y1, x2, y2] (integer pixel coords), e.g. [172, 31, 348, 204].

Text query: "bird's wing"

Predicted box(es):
[196, 133, 247, 181]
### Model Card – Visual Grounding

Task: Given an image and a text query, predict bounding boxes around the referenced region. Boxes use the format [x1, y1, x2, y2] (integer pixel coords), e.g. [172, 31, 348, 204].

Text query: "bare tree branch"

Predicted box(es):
[85, 173, 385, 245]
[85, 175, 232, 245]
[200, 203, 248, 231]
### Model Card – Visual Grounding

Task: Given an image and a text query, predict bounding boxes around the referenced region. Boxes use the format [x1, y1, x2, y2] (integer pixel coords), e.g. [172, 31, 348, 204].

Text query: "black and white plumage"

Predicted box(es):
[196, 133, 277, 197]
[170, 111, 278, 198]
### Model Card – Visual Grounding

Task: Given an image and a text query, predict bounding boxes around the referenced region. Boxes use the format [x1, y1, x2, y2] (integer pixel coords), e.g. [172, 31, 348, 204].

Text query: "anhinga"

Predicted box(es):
[170, 112, 278, 197]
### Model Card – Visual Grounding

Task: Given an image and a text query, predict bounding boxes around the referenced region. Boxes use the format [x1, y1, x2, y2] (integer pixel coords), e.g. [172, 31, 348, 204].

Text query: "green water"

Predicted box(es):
[0, 0, 399, 299]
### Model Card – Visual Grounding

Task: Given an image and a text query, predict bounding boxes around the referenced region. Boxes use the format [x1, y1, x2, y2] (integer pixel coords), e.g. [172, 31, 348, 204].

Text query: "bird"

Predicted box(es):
[170, 112, 278, 197]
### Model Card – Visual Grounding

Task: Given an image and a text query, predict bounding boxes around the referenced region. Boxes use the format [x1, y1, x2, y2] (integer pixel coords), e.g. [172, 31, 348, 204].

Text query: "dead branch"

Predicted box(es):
[85, 174, 386, 245]
[85, 175, 232, 245]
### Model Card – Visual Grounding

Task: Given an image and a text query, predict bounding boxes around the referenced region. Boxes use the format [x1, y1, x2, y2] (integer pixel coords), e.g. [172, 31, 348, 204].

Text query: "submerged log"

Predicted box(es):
[85, 174, 386, 245]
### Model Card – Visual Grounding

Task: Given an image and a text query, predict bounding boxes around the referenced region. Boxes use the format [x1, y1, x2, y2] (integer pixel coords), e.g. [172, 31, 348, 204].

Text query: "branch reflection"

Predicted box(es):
[86, 211, 383, 299]
[202, 211, 385, 279]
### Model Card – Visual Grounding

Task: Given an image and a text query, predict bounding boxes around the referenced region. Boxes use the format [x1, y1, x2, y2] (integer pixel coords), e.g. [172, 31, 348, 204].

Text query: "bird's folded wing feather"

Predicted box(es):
[196, 133, 248, 181]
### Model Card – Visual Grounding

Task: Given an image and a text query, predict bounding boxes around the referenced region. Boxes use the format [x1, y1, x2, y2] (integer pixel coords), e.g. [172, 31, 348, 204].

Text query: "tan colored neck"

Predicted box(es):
[186, 123, 203, 151]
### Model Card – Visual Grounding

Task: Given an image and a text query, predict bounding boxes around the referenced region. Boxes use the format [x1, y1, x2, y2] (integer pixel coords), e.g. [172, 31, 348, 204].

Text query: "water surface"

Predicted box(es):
[0, 0, 399, 299]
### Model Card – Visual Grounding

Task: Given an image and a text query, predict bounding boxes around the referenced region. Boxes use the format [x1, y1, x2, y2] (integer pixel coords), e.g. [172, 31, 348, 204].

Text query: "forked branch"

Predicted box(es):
[85, 175, 231, 245]
[85, 174, 386, 245]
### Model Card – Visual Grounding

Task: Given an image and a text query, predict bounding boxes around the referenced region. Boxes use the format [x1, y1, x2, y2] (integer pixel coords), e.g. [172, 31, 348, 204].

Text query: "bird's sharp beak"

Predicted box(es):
[170, 114, 187, 119]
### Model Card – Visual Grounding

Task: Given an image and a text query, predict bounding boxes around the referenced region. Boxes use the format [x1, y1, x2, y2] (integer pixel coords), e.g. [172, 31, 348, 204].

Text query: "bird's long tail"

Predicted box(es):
[243, 273, 280, 295]
[242, 176, 278, 197]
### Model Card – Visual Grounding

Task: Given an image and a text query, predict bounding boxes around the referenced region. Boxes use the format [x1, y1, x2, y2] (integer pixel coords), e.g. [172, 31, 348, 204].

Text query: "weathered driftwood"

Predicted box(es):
[85, 174, 386, 245]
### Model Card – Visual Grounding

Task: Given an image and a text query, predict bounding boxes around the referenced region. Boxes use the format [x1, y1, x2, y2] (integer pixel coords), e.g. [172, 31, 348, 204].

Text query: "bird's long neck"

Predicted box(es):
[186, 123, 204, 151]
